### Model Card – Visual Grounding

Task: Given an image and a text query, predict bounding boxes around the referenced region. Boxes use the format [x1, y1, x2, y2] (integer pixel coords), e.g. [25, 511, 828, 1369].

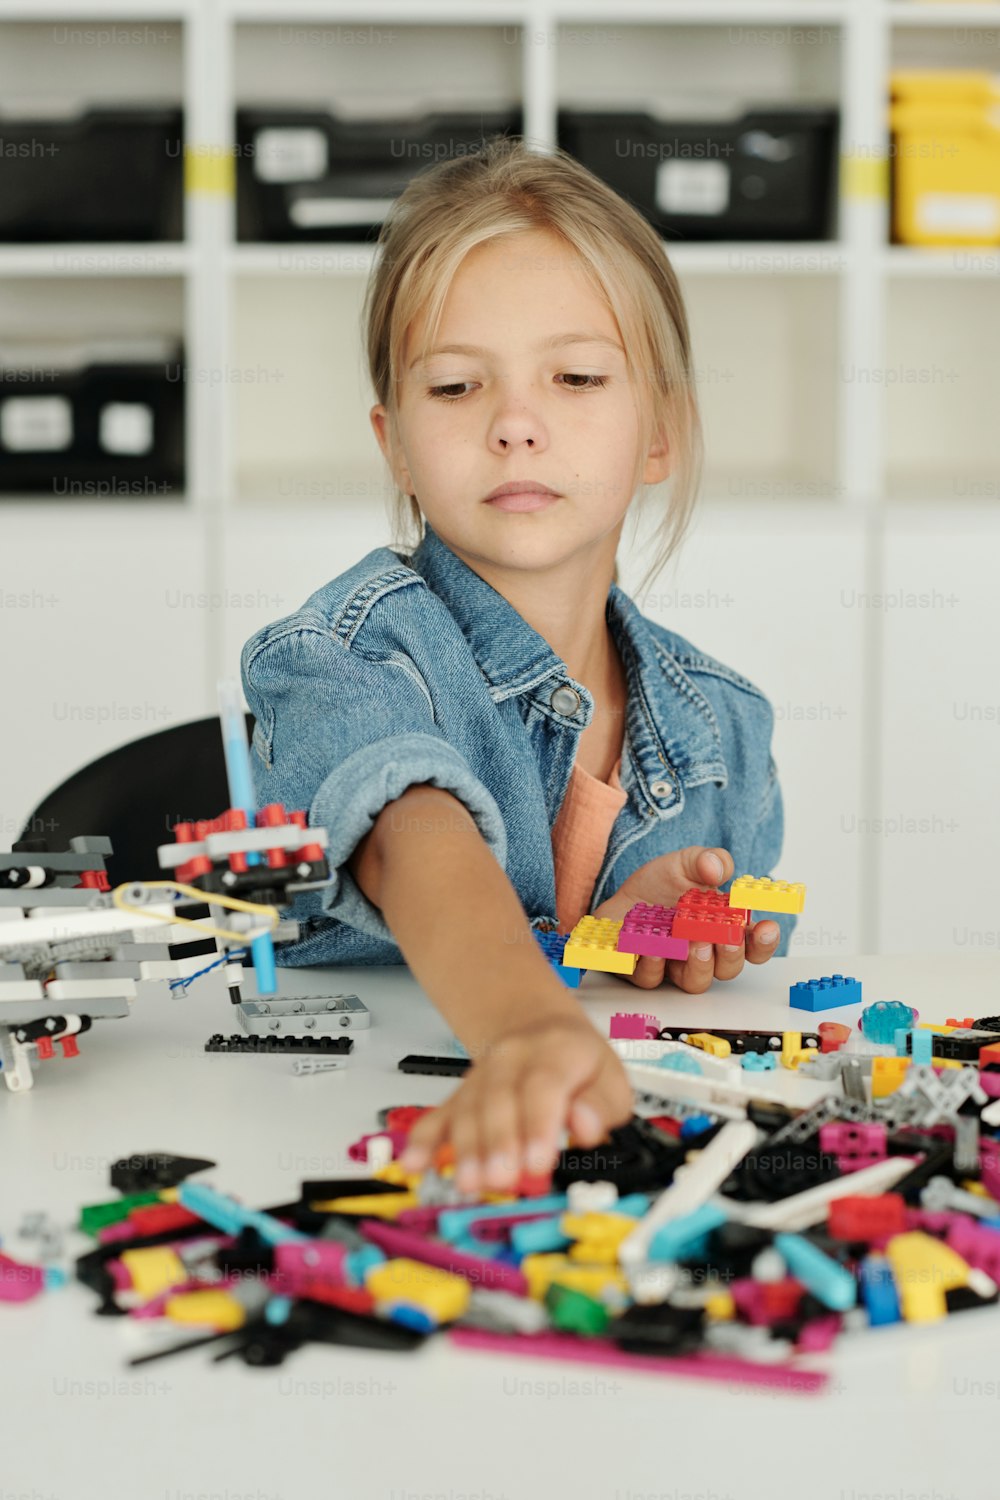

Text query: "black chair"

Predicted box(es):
[16, 714, 256, 886]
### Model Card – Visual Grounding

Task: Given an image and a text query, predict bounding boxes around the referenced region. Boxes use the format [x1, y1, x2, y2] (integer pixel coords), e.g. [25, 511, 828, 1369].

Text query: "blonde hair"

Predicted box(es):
[361, 135, 703, 603]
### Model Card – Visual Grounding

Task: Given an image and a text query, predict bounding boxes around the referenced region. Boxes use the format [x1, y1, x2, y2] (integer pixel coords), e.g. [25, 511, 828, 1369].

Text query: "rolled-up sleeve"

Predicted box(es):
[745, 750, 796, 957]
[241, 625, 508, 947]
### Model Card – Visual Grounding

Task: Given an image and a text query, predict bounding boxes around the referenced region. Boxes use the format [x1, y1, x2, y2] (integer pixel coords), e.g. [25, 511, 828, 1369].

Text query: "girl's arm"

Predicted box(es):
[349, 781, 634, 1193]
[349, 783, 578, 1053]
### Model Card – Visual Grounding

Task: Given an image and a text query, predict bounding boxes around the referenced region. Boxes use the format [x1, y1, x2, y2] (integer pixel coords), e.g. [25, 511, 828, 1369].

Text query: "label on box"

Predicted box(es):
[0, 395, 73, 453]
[289, 195, 396, 229]
[99, 402, 154, 456]
[917, 192, 1000, 237]
[253, 127, 328, 184]
[655, 159, 730, 216]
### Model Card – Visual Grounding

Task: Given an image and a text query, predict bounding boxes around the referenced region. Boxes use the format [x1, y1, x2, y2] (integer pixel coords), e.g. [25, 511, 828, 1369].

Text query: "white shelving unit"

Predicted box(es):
[1, 0, 998, 955]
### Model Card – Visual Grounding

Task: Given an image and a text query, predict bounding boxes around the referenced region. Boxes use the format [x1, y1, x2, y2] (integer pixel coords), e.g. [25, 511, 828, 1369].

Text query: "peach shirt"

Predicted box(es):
[551, 752, 628, 933]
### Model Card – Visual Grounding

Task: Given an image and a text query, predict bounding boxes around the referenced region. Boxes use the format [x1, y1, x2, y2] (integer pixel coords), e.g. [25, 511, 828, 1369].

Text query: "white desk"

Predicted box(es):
[4, 953, 999, 1500]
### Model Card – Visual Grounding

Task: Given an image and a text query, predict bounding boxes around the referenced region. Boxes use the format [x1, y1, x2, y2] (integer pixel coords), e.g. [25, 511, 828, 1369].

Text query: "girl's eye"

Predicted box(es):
[428, 383, 472, 400]
[558, 373, 608, 391]
[428, 373, 608, 400]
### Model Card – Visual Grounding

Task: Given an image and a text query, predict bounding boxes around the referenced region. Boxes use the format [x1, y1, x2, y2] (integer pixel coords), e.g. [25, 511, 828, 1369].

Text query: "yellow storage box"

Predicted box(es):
[889, 70, 1000, 245]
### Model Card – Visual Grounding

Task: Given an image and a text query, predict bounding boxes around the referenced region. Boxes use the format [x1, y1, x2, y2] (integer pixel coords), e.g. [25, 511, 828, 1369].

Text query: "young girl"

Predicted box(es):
[241, 136, 794, 1197]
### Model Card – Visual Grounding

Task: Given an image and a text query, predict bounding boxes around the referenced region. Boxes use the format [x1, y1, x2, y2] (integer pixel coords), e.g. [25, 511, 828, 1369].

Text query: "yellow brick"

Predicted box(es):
[780, 1031, 802, 1067]
[686, 1032, 732, 1059]
[365, 1257, 469, 1323]
[309, 1192, 419, 1218]
[562, 1212, 638, 1266]
[782, 1047, 818, 1071]
[121, 1246, 187, 1299]
[563, 916, 638, 975]
[560, 1212, 636, 1245]
[373, 1163, 422, 1188]
[165, 1290, 246, 1330]
[886, 1232, 970, 1324]
[872, 1056, 910, 1097]
[705, 1291, 736, 1321]
[521, 1253, 628, 1302]
[729, 876, 806, 915]
[568, 1239, 622, 1265]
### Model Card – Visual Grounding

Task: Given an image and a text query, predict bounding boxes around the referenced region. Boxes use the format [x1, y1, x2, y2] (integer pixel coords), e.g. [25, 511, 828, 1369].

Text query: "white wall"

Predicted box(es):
[2, 0, 998, 958]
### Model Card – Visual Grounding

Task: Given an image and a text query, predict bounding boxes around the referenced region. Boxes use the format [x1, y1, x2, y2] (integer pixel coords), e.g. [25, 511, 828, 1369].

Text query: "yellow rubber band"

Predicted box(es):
[112, 879, 279, 945]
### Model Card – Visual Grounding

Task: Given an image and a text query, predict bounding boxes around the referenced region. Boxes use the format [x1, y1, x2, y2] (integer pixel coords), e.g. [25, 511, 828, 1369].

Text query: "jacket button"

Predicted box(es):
[550, 684, 581, 716]
[650, 779, 672, 798]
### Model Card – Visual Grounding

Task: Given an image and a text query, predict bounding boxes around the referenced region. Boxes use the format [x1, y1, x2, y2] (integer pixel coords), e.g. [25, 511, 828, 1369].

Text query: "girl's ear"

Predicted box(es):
[643, 425, 671, 486]
[370, 404, 414, 495]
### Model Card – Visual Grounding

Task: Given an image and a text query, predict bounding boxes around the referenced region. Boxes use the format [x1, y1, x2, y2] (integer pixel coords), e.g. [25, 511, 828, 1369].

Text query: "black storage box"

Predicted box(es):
[558, 106, 839, 241]
[0, 339, 185, 497]
[236, 107, 522, 241]
[0, 108, 184, 242]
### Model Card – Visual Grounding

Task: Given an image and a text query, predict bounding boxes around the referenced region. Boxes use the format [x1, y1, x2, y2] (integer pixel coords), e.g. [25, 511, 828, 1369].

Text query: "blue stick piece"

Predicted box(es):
[218, 677, 277, 996]
[345, 1245, 386, 1285]
[647, 1203, 727, 1264]
[859, 1254, 900, 1327]
[437, 1195, 569, 1244]
[512, 1202, 650, 1257]
[452, 1234, 506, 1260]
[910, 1029, 934, 1065]
[178, 1180, 308, 1246]
[616, 1194, 654, 1217]
[510, 1219, 572, 1256]
[773, 1231, 857, 1312]
[265, 1296, 293, 1325]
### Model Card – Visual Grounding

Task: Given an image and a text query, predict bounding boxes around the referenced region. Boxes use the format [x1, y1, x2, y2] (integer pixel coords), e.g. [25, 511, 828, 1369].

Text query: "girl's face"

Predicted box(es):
[370, 227, 669, 583]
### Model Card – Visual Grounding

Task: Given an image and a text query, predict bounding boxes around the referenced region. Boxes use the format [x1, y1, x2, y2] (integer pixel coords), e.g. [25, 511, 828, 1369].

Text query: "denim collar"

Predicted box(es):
[407, 521, 727, 805]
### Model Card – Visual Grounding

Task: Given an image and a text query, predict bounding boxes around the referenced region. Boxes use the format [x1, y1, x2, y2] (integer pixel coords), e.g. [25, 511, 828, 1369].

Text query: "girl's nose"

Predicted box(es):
[488, 398, 546, 453]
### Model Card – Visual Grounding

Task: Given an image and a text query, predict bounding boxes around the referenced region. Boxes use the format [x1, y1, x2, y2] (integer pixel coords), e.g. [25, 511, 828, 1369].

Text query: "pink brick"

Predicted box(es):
[980, 1137, 1000, 1204]
[609, 1011, 661, 1040]
[617, 902, 690, 961]
[946, 1218, 1000, 1281]
[797, 1315, 841, 1352]
[819, 1123, 887, 1174]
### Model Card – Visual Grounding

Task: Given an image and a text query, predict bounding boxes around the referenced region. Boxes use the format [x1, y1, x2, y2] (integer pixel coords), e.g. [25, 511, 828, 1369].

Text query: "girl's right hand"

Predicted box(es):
[397, 1011, 635, 1197]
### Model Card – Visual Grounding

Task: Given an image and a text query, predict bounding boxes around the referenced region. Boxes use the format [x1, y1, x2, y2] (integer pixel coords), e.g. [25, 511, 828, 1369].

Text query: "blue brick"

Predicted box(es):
[680, 1114, 714, 1141]
[789, 974, 863, 1013]
[533, 928, 583, 987]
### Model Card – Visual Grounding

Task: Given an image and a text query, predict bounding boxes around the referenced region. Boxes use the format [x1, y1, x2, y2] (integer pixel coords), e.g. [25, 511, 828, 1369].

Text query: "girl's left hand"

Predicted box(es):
[589, 845, 781, 994]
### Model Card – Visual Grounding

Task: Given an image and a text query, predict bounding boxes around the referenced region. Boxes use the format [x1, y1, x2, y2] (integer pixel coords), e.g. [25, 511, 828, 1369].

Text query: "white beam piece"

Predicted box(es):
[618, 1119, 762, 1268]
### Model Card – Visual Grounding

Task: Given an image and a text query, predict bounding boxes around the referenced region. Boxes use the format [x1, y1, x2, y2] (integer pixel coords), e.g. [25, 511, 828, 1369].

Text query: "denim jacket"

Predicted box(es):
[240, 520, 795, 967]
